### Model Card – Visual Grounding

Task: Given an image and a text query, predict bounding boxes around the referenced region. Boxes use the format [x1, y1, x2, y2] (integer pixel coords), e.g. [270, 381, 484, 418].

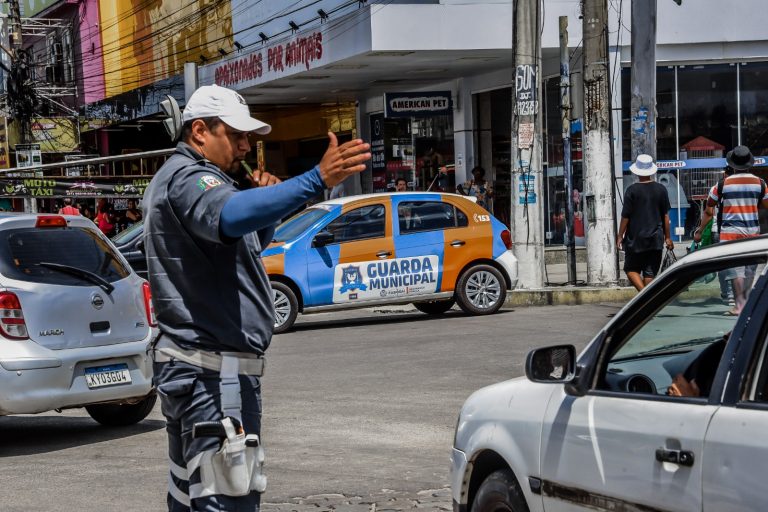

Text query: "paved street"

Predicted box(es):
[0, 303, 622, 511]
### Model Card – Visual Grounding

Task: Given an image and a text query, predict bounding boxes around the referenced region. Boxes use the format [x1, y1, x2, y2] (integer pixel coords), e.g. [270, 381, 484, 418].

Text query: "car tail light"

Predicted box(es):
[0, 292, 29, 339]
[501, 229, 513, 250]
[35, 215, 67, 228]
[142, 282, 157, 327]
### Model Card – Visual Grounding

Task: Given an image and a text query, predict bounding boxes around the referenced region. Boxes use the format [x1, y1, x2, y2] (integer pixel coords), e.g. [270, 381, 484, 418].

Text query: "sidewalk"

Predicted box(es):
[507, 244, 692, 307]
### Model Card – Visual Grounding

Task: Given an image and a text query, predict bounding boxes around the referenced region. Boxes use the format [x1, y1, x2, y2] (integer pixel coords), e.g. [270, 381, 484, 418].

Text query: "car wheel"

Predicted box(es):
[413, 298, 456, 315]
[456, 264, 507, 315]
[471, 469, 529, 512]
[86, 393, 157, 427]
[272, 281, 298, 334]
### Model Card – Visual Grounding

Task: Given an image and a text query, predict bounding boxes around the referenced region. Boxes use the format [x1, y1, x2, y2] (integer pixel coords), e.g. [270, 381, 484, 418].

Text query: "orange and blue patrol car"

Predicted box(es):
[262, 192, 518, 333]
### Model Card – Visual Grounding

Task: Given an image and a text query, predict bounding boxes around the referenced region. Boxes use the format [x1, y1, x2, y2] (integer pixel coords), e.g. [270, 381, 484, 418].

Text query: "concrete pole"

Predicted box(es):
[184, 62, 199, 103]
[582, 0, 618, 285]
[630, 0, 657, 161]
[559, 16, 576, 284]
[510, 0, 545, 289]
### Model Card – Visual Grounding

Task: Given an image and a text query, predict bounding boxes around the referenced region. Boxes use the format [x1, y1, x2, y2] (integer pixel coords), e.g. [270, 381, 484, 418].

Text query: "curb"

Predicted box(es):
[504, 286, 637, 307]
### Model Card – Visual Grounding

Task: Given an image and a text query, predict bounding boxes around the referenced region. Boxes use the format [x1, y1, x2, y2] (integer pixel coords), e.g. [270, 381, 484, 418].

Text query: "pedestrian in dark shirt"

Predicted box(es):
[616, 154, 673, 291]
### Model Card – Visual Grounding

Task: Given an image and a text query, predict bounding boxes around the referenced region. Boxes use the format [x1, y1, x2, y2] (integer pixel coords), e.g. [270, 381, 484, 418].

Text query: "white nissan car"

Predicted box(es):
[452, 236, 768, 512]
[0, 213, 156, 426]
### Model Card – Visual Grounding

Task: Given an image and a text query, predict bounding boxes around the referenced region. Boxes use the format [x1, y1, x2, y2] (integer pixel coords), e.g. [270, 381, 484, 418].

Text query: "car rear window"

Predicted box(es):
[0, 227, 131, 285]
[398, 201, 468, 233]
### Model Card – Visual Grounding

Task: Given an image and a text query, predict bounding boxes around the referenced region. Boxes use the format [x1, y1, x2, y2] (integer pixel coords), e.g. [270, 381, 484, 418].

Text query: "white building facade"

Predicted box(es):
[198, 0, 768, 240]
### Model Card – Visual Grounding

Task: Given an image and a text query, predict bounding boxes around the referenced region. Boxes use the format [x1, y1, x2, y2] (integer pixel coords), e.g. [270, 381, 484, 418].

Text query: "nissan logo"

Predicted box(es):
[91, 294, 104, 310]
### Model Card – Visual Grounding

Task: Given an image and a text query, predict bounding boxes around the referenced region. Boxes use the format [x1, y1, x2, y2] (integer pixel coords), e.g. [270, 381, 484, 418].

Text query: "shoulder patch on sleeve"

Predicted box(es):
[197, 175, 223, 191]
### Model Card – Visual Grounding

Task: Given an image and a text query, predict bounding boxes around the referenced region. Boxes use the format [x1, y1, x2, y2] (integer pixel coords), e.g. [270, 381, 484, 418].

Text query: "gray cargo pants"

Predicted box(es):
[153, 359, 262, 512]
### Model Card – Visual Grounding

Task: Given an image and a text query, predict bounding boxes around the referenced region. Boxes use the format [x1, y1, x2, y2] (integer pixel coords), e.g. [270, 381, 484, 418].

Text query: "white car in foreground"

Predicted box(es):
[452, 236, 768, 512]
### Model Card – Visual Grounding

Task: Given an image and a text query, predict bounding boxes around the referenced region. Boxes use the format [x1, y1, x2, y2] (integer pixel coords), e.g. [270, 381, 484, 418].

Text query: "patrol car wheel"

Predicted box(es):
[272, 281, 298, 334]
[471, 469, 529, 512]
[86, 393, 157, 427]
[456, 265, 506, 315]
[413, 298, 455, 315]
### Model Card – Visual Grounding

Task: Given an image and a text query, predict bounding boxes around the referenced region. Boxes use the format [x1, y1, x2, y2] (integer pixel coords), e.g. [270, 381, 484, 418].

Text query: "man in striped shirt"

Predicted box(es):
[695, 145, 768, 314]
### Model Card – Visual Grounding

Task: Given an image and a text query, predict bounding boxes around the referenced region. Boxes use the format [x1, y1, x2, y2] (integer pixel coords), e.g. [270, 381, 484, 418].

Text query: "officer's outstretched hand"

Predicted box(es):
[318, 132, 371, 187]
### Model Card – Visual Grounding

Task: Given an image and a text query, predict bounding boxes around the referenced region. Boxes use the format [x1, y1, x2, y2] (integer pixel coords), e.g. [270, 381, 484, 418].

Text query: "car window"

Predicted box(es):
[599, 261, 764, 398]
[273, 207, 328, 243]
[325, 204, 385, 244]
[111, 220, 143, 245]
[0, 227, 131, 285]
[398, 201, 468, 234]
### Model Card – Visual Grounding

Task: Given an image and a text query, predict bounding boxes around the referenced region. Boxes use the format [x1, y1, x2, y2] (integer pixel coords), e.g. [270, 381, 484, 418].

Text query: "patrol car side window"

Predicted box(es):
[325, 204, 386, 244]
[399, 201, 468, 234]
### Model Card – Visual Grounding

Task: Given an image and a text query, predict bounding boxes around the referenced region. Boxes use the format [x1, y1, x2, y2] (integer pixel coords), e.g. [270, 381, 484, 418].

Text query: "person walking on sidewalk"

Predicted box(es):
[694, 145, 768, 315]
[616, 154, 673, 291]
[143, 84, 371, 512]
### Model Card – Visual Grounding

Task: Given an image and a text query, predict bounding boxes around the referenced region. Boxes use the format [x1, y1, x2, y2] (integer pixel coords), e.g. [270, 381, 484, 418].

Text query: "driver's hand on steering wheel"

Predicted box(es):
[668, 374, 700, 397]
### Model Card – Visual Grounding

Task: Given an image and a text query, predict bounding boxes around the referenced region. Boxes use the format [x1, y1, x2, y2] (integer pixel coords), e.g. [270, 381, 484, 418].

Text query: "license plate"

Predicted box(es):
[85, 363, 132, 389]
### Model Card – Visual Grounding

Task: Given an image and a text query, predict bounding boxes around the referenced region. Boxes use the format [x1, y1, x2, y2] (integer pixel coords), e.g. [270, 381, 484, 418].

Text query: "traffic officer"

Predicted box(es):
[143, 84, 371, 511]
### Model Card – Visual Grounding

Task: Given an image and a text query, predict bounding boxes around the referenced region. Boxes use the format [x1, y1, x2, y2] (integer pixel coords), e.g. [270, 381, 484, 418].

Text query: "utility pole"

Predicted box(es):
[630, 0, 657, 162]
[511, 0, 545, 289]
[559, 16, 576, 284]
[582, 0, 618, 285]
[7, 0, 30, 143]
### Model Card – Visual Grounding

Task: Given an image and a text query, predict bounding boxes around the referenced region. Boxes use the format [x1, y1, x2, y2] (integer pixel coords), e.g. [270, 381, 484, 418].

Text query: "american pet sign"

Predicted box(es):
[332, 255, 439, 303]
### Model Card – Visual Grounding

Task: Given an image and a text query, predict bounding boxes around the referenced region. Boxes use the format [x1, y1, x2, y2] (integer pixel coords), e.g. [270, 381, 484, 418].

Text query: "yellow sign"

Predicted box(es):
[99, 0, 233, 98]
[30, 118, 78, 152]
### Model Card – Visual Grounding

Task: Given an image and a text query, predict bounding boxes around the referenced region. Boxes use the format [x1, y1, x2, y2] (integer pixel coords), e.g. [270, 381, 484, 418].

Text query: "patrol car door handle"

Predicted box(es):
[450, 239, 466, 247]
[376, 251, 392, 259]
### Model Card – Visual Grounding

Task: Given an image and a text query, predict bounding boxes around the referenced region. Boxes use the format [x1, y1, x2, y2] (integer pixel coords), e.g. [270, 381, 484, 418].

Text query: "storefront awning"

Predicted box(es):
[198, 3, 514, 104]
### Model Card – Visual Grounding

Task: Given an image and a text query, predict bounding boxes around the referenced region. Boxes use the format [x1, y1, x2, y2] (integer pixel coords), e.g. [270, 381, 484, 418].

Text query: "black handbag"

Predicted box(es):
[660, 249, 678, 273]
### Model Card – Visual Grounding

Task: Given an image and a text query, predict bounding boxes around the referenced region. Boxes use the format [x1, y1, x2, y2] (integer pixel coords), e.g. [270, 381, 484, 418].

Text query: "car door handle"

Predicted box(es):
[376, 251, 392, 259]
[450, 239, 466, 247]
[655, 448, 694, 467]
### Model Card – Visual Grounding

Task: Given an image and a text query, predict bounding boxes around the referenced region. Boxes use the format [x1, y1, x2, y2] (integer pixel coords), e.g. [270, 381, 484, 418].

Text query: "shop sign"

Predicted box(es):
[369, 114, 386, 192]
[518, 174, 537, 205]
[518, 122, 534, 149]
[30, 118, 78, 152]
[14, 144, 42, 176]
[0, 118, 9, 169]
[515, 64, 538, 116]
[0, 177, 151, 198]
[64, 154, 101, 177]
[214, 32, 323, 87]
[384, 91, 452, 118]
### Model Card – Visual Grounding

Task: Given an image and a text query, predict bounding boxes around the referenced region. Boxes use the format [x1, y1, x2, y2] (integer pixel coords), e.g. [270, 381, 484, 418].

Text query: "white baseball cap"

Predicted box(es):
[183, 84, 272, 135]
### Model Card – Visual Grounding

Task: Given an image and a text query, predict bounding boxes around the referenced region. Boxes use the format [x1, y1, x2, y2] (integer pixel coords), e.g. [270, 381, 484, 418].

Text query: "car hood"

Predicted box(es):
[454, 376, 558, 453]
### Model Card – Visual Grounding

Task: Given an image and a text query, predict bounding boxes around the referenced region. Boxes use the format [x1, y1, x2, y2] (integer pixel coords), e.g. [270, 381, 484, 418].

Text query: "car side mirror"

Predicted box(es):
[525, 345, 577, 384]
[312, 230, 334, 247]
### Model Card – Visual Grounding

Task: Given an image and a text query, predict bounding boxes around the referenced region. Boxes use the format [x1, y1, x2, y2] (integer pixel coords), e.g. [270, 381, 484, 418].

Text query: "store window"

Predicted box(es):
[473, 88, 512, 226]
[678, 64, 738, 153]
[370, 115, 455, 194]
[740, 62, 768, 157]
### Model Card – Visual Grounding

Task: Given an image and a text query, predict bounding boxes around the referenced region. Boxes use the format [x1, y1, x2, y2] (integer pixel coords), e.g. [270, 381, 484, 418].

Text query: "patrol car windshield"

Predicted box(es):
[273, 208, 328, 242]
